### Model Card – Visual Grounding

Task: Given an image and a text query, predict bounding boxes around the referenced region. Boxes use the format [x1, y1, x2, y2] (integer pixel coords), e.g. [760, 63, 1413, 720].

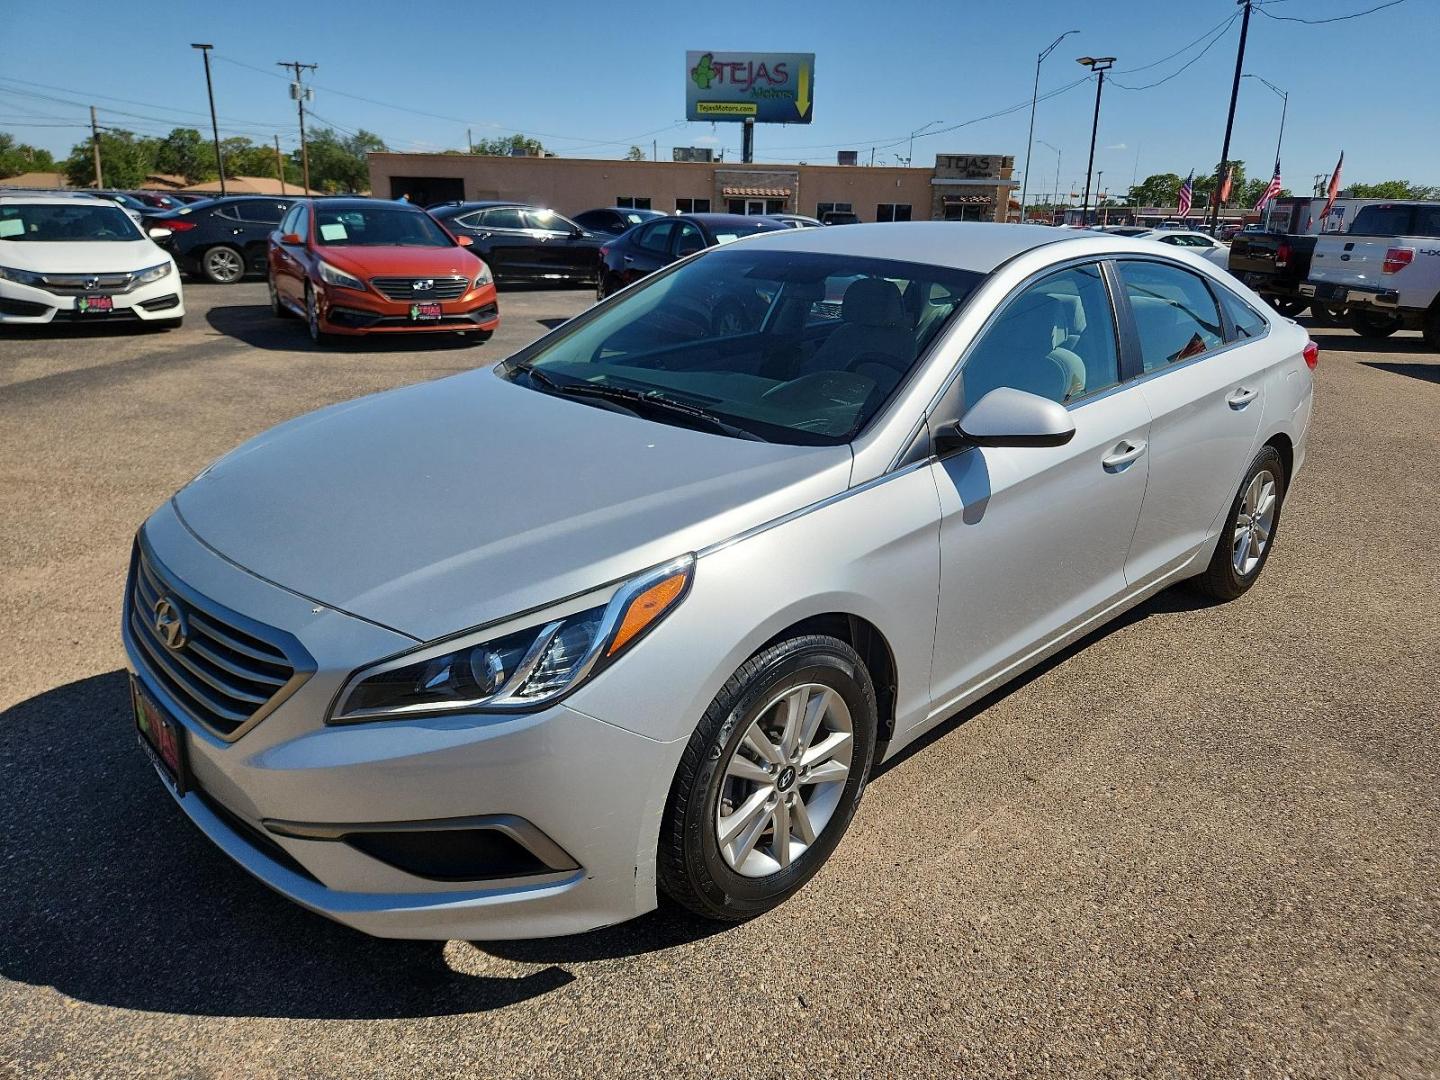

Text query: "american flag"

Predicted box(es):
[1177, 171, 1194, 217]
[1254, 165, 1283, 211]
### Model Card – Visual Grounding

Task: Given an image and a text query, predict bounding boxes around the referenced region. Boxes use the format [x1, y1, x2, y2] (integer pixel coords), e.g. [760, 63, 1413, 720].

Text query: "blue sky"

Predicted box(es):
[3, 0, 1436, 194]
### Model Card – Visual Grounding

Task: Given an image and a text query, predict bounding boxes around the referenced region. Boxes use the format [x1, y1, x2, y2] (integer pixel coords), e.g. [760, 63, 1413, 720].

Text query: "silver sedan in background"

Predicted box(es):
[123, 222, 1315, 939]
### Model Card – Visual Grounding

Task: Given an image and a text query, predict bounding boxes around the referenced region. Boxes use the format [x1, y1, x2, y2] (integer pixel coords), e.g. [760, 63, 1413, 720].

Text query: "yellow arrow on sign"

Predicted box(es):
[795, 64, 811, 119]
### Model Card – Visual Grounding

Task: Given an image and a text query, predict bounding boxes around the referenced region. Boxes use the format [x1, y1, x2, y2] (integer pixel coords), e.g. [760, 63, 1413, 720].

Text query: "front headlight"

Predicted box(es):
[318, 260, 365, 291]
[135, 261, 173, 284]
[473, 261, 493, 289]
[0, 265, 46, 288]
[330, 556, 693, 723]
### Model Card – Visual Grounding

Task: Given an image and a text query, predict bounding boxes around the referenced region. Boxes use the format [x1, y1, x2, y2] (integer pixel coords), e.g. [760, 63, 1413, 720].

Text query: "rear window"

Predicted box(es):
[1349, 204, 1414, 236]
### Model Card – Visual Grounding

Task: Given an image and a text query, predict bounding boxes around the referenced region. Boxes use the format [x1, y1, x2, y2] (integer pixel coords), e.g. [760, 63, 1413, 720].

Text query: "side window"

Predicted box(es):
[673, 221, 705, 257]
[525, 210, 574, 233]
[1217, 287, 1268, 340]
[637, 221, 676, 254]
[961, 264, 1120, 407]
[294, 204, 309, 242]
[237, 200, 285, 224]
[1118, 261, 1225, 371]
[453, 211, 484, 229]
[278, 205, 300, 234]
[213, 204, 242, 222]
[480, 208, 525, 230]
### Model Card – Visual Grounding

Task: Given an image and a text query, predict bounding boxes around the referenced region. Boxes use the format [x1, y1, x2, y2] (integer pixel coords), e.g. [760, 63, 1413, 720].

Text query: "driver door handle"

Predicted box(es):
[1227, 386, 1259, 409]
[623, 255, 636, 264]
[1102, 440, 1147, 471]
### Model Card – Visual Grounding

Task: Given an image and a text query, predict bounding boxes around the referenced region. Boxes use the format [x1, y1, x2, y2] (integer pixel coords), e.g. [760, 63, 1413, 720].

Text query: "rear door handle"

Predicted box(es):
[1102, 441, 1147, 471]
[623, 255, 636, 264]
[1227, 387, 1259, 408]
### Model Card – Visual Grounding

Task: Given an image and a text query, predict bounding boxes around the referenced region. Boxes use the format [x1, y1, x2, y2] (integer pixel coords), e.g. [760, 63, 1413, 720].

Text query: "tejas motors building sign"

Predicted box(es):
[685, 52, 815, 124]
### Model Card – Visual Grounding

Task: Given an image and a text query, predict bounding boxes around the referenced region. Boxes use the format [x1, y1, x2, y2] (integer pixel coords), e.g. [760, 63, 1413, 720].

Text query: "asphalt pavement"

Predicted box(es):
[1, 282, 1436, 1079]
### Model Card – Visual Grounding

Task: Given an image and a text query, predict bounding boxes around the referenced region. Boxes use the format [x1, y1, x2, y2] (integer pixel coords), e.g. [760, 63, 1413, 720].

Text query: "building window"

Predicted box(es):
[877, 203, 912, 222]
[816, 202, 853, 217]
[617, 196, 652, 210]
[675, 198, 711, 214]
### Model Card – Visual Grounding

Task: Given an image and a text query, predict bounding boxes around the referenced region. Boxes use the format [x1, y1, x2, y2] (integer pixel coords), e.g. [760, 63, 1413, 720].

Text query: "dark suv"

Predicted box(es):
[427, 202, 603, 285]
[147, 195, 296, 283]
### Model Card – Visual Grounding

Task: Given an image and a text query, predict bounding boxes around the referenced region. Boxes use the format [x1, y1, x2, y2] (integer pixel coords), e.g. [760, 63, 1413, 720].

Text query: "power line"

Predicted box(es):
[1112, 17, 1239, 90]
[1115, 12, 1240, 73]
[1258, 0, 1404, 22]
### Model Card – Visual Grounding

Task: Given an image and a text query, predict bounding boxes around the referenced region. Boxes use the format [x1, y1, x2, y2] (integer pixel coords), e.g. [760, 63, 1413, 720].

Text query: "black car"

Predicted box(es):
[428, 201, 603, 285]
[596, 213, 786, 299]
[147, 195, 299, 283]
[571, 206, 666, 236]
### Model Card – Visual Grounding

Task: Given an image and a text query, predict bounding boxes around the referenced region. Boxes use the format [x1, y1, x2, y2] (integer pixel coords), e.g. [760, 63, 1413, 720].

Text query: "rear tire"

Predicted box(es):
[1350, 310, 1403, 339]
[1269, 296, 1308, 318]
[1310, 302, 1347, 327]
[1190, 445, 1287, 603]
[658, 635, 878, 923]
[1424, 306, 1440, 351]
[200, 245, 245, 285]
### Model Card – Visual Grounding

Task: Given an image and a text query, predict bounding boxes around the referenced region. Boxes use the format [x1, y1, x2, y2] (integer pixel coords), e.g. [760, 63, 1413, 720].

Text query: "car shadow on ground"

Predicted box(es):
[1359, 360, 1440, 384]
[204, 303, 488, 355]
[0, 322, 175, 341]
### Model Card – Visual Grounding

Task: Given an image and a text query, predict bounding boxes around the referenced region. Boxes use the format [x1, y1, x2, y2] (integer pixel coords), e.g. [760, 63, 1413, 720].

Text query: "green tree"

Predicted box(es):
[624, 145, 645, 161]
[1346, 179, 1440, 199]
[1129, 172, 1183, 207]
[297, 127, 386, 193]
[470, 133, 548, 157]
[62, 129, 157, 188]
[152, 127, 215, 183]
[0, 134, 57, 178]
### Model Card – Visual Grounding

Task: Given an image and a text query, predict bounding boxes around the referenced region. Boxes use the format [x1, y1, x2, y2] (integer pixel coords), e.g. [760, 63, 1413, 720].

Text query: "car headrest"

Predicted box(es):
[842, 278, 906, 328]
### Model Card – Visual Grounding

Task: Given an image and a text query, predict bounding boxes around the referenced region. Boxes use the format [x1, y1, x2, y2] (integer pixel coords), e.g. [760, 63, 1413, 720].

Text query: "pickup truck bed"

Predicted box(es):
[1227, 233, 1318, 316]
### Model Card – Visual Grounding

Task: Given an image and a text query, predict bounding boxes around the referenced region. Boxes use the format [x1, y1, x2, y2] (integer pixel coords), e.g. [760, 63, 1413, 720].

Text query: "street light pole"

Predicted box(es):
[1243, 74, 1288, 172]
[1038, 139, 1061, 224]
[1076, 56, 1116, 226]
[907, 120, 943, 168]
[1020, 30, 1078, 223]
[191, 44, 226, 197]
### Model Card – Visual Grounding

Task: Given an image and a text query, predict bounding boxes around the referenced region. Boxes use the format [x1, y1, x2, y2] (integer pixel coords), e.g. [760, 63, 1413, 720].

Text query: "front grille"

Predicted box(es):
[140, 293, 181, 312]
[127, 544, 301, 739]
[38, 271, 136, 295]
[370, 275, 470, 301]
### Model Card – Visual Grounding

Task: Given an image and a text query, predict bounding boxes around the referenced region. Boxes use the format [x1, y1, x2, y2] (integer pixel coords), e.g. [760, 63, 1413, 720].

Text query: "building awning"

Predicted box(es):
[722, 186, 791, 198]
[942, 193, 994, 205]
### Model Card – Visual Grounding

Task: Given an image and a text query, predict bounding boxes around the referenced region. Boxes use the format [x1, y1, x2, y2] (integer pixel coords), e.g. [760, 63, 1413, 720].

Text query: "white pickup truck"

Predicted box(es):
[1303, 201, 1440, 346]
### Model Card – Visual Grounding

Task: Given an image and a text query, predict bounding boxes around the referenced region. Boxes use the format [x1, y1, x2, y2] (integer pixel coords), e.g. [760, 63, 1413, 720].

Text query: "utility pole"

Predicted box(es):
[191, 44, 226, 196]
[1210, 0, 1253, 234]
[274, 135, 286, 194]
[1313, 173, 1325, 196]
[907, 120, 943, 169]
[89, 105, 103, 188]
[1020, 30, 1078, 224]
[653, 138, 658, 162]
[277, 60, 317, 192]
[1097, 170, 1106, 225]
[1076, 56, 1116, 226]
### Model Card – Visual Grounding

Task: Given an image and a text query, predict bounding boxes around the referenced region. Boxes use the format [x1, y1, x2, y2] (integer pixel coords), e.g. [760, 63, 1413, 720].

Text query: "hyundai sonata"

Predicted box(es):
[124, 222, 1314, 939]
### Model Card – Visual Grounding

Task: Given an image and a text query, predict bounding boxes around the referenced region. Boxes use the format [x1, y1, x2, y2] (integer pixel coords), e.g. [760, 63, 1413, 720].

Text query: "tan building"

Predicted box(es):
[368, 152, 1015, 224]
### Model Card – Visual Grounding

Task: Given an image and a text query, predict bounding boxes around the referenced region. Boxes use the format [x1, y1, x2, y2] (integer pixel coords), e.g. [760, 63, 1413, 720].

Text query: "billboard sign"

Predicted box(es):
[686, 52, 814, 124]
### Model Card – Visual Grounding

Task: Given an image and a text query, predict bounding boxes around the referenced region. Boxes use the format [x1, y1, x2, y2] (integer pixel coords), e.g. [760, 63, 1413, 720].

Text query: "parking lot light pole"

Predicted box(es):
[1020, 30, 1078, 222]
[191, 44, 226, 197]
[1243, 74, 1288, 172]
[1076, 56, 1116, 226]
[1038, 139, 1061, 223]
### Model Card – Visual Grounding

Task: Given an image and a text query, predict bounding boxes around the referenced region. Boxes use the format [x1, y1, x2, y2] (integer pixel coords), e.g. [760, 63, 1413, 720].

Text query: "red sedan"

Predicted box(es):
[267, 199, 499, 344]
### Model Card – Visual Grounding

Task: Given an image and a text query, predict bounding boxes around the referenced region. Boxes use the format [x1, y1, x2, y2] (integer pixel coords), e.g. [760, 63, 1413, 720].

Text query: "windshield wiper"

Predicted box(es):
[510, 364, 766, 442]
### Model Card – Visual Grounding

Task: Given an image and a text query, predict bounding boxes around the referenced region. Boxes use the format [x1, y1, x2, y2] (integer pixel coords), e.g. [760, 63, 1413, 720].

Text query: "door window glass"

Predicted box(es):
[526, 210, 574, 233]
[961, 264, 1120, 406]
[1217, 287, 1268, 340]
[480, 208, 525, 230]
[236, 200, 285, 224]
[637, 221, 676, 254]
[673, 222, 705, 257]
[1117, 261, 1225, 372]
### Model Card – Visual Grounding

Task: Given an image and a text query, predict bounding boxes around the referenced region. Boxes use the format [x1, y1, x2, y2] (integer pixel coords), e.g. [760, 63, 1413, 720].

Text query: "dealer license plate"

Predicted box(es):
[77, 295, 114, 314]
[132, 675, 188, 794]
[409, 302, 442, 321]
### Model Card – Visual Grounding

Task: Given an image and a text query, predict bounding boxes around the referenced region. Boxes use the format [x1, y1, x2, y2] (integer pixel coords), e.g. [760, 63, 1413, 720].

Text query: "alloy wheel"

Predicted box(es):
[715, 682, 853, 877]
[204, 247, 243, 284]
[1232, 468, 1277, 576]
[306, 287, 322, 342]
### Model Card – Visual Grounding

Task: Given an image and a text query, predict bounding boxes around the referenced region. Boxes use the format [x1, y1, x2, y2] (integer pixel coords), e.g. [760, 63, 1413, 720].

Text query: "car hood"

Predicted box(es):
[316, 245, 481, 278]
[173, 369, 852, 641]
[0, 238, 170, 273]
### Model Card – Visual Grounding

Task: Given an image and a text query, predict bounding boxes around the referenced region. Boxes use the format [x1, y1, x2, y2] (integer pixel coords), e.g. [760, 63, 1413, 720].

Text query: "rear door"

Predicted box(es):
[620, 220, 676, 285]
[233, 199, 290, 270]
[473, 207, 535, 278]
[524, 210, 594, 278]
[1115, 259, 1267, 583]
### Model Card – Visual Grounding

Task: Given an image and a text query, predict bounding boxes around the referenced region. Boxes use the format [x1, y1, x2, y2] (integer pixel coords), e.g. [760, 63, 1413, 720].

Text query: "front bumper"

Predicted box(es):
[0, 274, 185, 324]
[316, 281, 500, 336]
[124, 502, 683, 939]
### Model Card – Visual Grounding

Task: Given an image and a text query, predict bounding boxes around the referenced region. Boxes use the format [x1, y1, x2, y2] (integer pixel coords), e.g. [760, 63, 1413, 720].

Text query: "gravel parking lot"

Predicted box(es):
[2, 282, 1437, 1079]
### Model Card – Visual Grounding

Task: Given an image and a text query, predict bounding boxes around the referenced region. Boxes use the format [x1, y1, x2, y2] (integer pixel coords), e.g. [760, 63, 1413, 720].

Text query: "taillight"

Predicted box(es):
[1303, 340, 1319, 370]
[1275, 240, 1291, 268]
[1382, 247, 1414, 274]
[164, 219, 198, 232]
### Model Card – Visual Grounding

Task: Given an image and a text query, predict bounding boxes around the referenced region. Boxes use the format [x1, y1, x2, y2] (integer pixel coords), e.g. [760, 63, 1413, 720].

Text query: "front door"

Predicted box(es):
[1112, 259, 1266, 583]
[928, 263, 1152, 711]
[745, 199, 767, 216]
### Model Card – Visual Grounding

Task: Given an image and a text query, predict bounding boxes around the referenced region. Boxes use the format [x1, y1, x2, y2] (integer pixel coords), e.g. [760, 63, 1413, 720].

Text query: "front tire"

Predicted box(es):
[1350, 309, 1403, 339]
[658, 635, 878, 922]
[201, 245, 245, 285]
[305, 283, 334, 345]
[1190, 445, 1286, 602]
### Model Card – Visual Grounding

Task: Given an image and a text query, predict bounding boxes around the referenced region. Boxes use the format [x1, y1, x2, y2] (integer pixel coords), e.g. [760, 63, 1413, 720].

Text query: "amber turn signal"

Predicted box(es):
[607, 570, 689, 656]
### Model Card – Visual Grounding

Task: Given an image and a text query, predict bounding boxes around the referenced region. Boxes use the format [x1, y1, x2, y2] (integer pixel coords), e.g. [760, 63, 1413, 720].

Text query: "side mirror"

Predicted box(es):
[280, 232, 302, 246]
[935, 387, 1076, 454]
[455, 234, 474, 247]
[147, 227, 172, 240]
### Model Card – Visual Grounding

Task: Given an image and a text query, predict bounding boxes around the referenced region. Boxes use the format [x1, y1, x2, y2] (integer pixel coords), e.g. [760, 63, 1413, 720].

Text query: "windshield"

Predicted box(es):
[314, 206, 455, 247]
[706, 220, 782, 245]
[0, 203, 143, 242]
[504, 247, 984, 445]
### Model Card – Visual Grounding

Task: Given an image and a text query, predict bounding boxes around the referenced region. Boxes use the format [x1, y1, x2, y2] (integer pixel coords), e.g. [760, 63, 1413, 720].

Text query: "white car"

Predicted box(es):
[0, 195, 184, 328]
[1125, 228, 1231, 270]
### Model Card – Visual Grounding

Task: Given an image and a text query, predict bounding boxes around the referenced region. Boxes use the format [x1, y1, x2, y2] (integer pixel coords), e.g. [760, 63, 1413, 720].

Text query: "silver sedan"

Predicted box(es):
[123, 222, 1316, 939]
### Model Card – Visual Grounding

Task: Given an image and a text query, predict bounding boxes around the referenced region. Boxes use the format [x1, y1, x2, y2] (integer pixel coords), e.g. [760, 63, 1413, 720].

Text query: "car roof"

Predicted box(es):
[0, 193, 110, 206]
[313, 197, 420, 212]
[436, 200, 533, 211]
[733, 221, 1082, 273]
[678, 213, 785, 227]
